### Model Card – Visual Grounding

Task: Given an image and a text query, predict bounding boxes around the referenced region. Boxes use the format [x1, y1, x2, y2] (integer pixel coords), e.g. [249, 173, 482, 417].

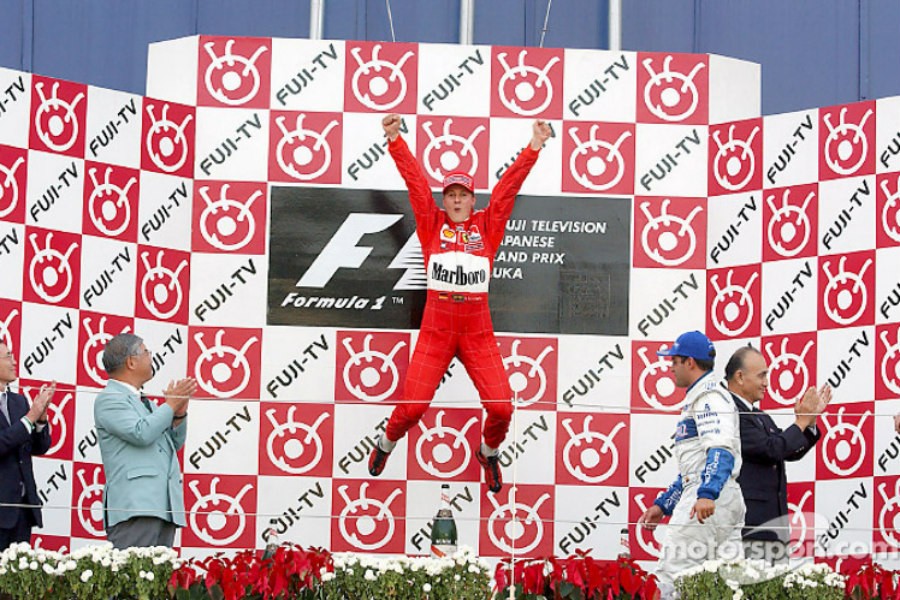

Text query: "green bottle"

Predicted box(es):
[430, 483, 457, 557]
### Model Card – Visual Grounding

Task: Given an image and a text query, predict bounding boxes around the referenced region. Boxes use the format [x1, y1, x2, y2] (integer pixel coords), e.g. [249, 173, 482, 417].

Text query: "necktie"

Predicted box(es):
[140, 394, 153, 412]
[0, 391, 9, 424]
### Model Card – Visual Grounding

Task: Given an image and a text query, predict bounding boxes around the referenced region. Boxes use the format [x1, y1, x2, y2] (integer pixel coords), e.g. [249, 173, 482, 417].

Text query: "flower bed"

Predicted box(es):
[4, 543, 900, 599]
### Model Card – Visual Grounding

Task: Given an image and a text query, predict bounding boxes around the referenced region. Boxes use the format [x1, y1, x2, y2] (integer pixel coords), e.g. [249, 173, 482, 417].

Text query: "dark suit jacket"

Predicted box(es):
[732, 392, 819, 542]
[0, 390, 52, 530]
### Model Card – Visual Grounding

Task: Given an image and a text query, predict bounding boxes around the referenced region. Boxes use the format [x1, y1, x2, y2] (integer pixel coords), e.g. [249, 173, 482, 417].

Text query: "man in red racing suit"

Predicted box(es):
[369, 113, 552, 493]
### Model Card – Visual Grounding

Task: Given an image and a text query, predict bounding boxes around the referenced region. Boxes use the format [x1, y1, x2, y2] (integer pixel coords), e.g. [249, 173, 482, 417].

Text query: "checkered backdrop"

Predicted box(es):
[1, 35, 900, 567]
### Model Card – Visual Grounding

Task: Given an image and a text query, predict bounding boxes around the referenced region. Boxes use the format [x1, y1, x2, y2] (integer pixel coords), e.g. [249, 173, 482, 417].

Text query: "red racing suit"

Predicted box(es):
[384, 135, 540, 449]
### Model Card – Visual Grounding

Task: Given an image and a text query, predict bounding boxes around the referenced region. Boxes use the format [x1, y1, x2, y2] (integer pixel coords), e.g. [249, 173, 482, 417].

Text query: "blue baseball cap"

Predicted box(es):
[656, 330, 716, 361]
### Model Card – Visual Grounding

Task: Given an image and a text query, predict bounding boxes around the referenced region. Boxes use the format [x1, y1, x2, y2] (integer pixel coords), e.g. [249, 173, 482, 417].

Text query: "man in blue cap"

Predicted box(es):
[637, 330, 745, 597]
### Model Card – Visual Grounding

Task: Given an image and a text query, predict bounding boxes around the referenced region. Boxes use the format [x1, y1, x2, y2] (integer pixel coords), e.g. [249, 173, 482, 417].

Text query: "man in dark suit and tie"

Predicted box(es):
[724, 345, 831, 563]
[0, 342, 55, 551]
[95, 333, 196, 549]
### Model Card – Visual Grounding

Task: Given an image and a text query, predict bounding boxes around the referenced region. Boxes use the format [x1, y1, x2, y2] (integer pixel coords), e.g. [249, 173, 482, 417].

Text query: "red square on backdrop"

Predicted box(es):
[816, 402, 874, 480]
[191, 181, 267, 254]
[140, 98, 195, 178]
[198, 36, 272, 109]
[818, 101, 876, 181]
[876, 172, 900, 248]
[0, 298, 22, 350]
[22, 226, 81, 309]
[30, 534, 69, 552]
[344, 41, 418, 115]
[555, 412, 629, 486]
[786, 481, 816, 559]
[762, 183, 819, 262]
[490, 46, 563, 120]
[497, 335, 558, 411]
[182, 474, 258, 549]
[628, 486, 666, 561]
[268, 111, 343, 183]
[188, 326, 262, 400]
[258, 402, 334, 477]
[331, 479, 406, 553]
[636, 52, 708, 125]
[875, 323, 900, 400]
[81, 161, 140, 242]
[0, 144, 27, 223]
[706, 263, 762, 340]
[708, 118, 763, 196]
[334, 330, 410, 404]
[632, 196, 706, 268]
[29, 76, 87, 157]
[19, 377, 75, 460]
[76, 310, 133, 389]
[70, 462, 106, 540]
[631, 340, 682, 414]
[817, 250, 875, 330]
[406, 407, 482, 482]
[561, 121, 635, 195]
[479, 483, 554, 558]
[415, 116, 490, 191]
[872, 475, 900, 553]
[760, 331, 817, 411]
[134, 245, 191, 323]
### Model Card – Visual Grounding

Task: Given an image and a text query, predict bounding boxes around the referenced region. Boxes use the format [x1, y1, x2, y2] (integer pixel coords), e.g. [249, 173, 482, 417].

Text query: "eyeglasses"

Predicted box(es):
[131, 348, 153, 357]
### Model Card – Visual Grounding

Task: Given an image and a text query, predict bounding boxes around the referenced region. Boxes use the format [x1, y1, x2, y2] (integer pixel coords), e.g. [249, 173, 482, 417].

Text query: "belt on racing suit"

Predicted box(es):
[432, 291, 485, 303]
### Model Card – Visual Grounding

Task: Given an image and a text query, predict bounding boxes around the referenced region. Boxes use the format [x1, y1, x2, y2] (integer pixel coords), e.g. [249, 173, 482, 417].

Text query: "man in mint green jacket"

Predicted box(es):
[94, 333, 196, 549]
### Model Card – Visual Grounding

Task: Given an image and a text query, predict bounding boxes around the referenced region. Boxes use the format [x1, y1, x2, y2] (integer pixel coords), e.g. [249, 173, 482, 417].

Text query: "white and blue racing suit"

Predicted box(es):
[653, 372, 746, 593]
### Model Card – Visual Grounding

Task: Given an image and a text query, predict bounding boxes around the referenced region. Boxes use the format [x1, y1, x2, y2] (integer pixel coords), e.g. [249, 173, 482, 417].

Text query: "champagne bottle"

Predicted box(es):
[263, 528, 280, 559]
[618, 527, 630, 559]
[430, 483, 457, 557]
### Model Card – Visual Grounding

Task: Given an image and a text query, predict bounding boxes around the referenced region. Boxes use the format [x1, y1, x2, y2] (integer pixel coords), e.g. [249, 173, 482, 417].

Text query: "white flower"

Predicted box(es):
[29, 561, 38, 570]
[454, 574, 461, 581]
[42, 563, 54, 574]
[423, 583, 432, 592]
[80, 569, 93, 582]
[321, 572, 335, 582]
[364, 569, 377, 581]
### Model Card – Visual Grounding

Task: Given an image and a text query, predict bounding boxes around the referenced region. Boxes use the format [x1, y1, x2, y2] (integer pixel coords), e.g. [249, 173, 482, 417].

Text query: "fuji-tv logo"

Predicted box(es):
[30, 76, 87, 157]
[561, 121, 635, 195]
[199, 36, 271, 108]
[0, 144, 27, 221]
[183, 474, 257, 548]
[417, 117, 489, 190]
[490, 46, 563, 119]
[345, 41, 418, 113]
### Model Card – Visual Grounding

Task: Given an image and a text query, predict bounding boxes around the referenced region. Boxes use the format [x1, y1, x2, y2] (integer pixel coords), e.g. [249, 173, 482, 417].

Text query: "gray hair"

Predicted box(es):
[102, 333, 144, 374]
